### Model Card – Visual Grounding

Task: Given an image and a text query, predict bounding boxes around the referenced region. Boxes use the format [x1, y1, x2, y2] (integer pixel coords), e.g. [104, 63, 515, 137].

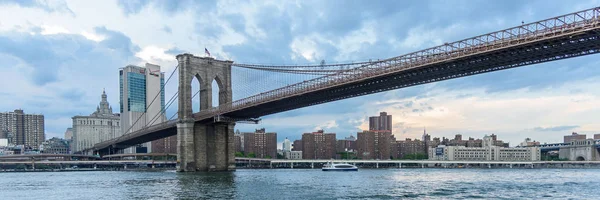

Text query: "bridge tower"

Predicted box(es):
[176, 53, 235, 172]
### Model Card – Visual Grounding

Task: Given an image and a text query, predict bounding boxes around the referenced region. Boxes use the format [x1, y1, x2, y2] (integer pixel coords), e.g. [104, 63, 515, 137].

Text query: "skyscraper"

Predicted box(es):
[369, 112, 392, 132]
[120, 63, 175, 153]
[0, 109, 44, 148]
[282, 137, 291, 151]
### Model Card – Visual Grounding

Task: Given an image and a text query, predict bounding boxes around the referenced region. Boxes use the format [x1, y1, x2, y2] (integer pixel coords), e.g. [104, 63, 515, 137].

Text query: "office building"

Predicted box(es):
[302, 130, 336, 159]
[518, 138, 540, 147]
[369, 112, 392, 132]
[0, 109, 44, 148]
[64, 128, 73, 140]
[120, 63, 176, 153]
[72, 90, 121, 152]
[282, 137, 291, 152]
[243, 128, 277, 158]
[564, 132, 586, 143]
[429, 135, 541, 161]
[357, 130, 391, 160]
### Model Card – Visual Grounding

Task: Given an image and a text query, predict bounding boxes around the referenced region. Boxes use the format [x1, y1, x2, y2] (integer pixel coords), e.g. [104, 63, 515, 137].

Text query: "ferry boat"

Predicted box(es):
[322, 161, 358, 171]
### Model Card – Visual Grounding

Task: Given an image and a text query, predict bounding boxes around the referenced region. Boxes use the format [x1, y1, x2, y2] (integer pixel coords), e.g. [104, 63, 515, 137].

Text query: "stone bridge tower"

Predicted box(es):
[176, 53, 235, 172]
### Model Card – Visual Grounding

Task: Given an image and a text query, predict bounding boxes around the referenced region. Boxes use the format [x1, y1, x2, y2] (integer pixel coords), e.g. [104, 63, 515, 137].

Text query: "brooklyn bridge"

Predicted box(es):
[85, 7, 600, 172]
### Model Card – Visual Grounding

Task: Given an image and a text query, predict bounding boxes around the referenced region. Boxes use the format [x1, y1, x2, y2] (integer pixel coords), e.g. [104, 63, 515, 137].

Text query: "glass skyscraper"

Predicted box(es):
[119, 63, 169, 153]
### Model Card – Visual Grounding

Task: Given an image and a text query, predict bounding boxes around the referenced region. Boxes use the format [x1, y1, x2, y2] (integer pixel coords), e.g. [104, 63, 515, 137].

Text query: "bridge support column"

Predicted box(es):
[177, 121, 235, 172]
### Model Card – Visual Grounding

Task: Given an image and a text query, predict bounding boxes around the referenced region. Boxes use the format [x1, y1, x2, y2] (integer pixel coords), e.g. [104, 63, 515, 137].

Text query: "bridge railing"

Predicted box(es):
[103, 7, 600, 150]
[191, 7, 600, 121]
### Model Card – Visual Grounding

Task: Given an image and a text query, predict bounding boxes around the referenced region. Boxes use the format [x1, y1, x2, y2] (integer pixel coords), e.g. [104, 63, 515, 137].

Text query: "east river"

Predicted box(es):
[1, 168, 599, 199]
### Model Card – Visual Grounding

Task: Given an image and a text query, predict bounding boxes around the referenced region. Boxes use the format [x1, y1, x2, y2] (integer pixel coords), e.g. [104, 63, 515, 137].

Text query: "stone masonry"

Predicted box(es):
[176, 54, 235, 172]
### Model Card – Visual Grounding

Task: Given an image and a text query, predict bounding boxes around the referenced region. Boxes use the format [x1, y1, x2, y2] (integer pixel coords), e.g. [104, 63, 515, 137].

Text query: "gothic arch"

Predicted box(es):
[176, 53, 233, 120]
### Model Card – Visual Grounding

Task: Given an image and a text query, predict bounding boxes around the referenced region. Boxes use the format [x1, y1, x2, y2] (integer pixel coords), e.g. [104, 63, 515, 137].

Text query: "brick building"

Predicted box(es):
[302, 130, 336, 159]
[243, 128, 277, 158]
[356, 130, 391, 160]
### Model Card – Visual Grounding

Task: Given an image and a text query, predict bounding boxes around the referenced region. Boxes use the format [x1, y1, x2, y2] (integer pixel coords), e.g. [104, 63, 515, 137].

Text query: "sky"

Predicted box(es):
[0, 0, 599, 148]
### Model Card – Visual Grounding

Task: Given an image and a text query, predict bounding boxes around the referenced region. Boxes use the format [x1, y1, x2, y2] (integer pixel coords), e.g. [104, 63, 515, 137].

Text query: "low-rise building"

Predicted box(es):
[429, 135, 540, 161]
[40, 137, 70, 154]
[564, 132, 586, 143]
[285, 151, 302, 160]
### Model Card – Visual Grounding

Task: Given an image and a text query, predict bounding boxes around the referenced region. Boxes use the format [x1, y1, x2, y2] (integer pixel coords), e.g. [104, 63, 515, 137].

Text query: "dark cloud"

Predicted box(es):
[533, 125, 579, 132]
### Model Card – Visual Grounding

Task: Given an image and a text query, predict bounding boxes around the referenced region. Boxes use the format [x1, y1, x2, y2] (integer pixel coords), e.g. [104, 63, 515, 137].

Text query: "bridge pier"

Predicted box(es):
[176, 54, 236, 172]
[177, 121, 235, 172]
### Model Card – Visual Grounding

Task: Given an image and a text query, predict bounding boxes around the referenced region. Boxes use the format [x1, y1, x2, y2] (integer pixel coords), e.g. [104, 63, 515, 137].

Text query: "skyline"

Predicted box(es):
[1, 1, 600, 146]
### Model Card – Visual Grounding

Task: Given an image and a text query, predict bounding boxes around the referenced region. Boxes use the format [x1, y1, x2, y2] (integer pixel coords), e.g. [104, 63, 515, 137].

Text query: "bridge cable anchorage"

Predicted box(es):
[109, 64, 179, 151]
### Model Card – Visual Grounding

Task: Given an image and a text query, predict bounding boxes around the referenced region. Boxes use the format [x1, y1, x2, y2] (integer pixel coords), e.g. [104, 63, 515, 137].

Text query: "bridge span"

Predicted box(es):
[87, 7, 600, 172]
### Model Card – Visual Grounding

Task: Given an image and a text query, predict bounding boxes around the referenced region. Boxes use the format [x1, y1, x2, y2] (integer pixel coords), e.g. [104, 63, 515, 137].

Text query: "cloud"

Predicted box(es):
[533, 126, 580, 132]
[161, 26, 172, 34]
[0, 0, 74, 14]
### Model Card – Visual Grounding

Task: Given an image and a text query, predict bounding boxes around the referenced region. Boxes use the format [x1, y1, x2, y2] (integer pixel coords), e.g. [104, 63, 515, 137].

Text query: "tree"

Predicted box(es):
[247, 153, 256, 158]
[235, 152, 245, 157]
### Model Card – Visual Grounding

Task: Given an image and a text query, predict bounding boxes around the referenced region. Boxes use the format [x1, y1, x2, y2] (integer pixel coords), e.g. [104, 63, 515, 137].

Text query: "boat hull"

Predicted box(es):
[322, 168, 358, 171]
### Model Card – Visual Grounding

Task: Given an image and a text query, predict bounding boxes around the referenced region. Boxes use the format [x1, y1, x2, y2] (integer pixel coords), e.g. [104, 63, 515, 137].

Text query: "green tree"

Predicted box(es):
[235, 152, 245, 157]
[247, 153, 256, 158]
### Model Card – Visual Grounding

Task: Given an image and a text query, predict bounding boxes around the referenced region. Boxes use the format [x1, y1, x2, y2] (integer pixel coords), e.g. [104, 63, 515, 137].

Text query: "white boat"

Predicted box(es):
[322, 161, 358, 171]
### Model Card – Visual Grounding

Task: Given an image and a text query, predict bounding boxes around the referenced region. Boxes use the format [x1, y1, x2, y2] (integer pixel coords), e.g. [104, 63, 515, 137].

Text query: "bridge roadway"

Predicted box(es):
[91, 7, 600, 154]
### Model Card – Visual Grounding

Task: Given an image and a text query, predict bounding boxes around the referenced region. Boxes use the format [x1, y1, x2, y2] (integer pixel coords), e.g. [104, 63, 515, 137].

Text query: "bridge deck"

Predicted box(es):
[92, 7, 600, 154]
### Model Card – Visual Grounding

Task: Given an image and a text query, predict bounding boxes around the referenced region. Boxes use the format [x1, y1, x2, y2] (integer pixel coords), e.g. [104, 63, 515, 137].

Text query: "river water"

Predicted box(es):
[1, 168, 598, 199]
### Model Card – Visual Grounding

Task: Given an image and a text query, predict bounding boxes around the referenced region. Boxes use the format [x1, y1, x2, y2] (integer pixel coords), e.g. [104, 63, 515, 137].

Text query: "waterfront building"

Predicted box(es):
[429, 135, 541, 161]
[336, 135, 356, 153]
[564, 132, 586, 143]
[357, 130, 391, 160]
[243, 128, 277, 158]
[282, 137, 292, 152]
[594, 134, 600, 140]
[284, 151, 302, 159]
[40, 137, 70, 154]
[394, 138, 427, 159]
[292, 140, 303, 151]
[369, 112, 392, 132]
[72, 90, 121, 153]
[439, 134, 508, 147]
[302, 130, 336, 159]
[518, 138, 540, 147]
[234, 130, 243, 152]
[64, 128, 72, 140]
[120, 64, 176, 153]
[0, 109, 44, 148]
